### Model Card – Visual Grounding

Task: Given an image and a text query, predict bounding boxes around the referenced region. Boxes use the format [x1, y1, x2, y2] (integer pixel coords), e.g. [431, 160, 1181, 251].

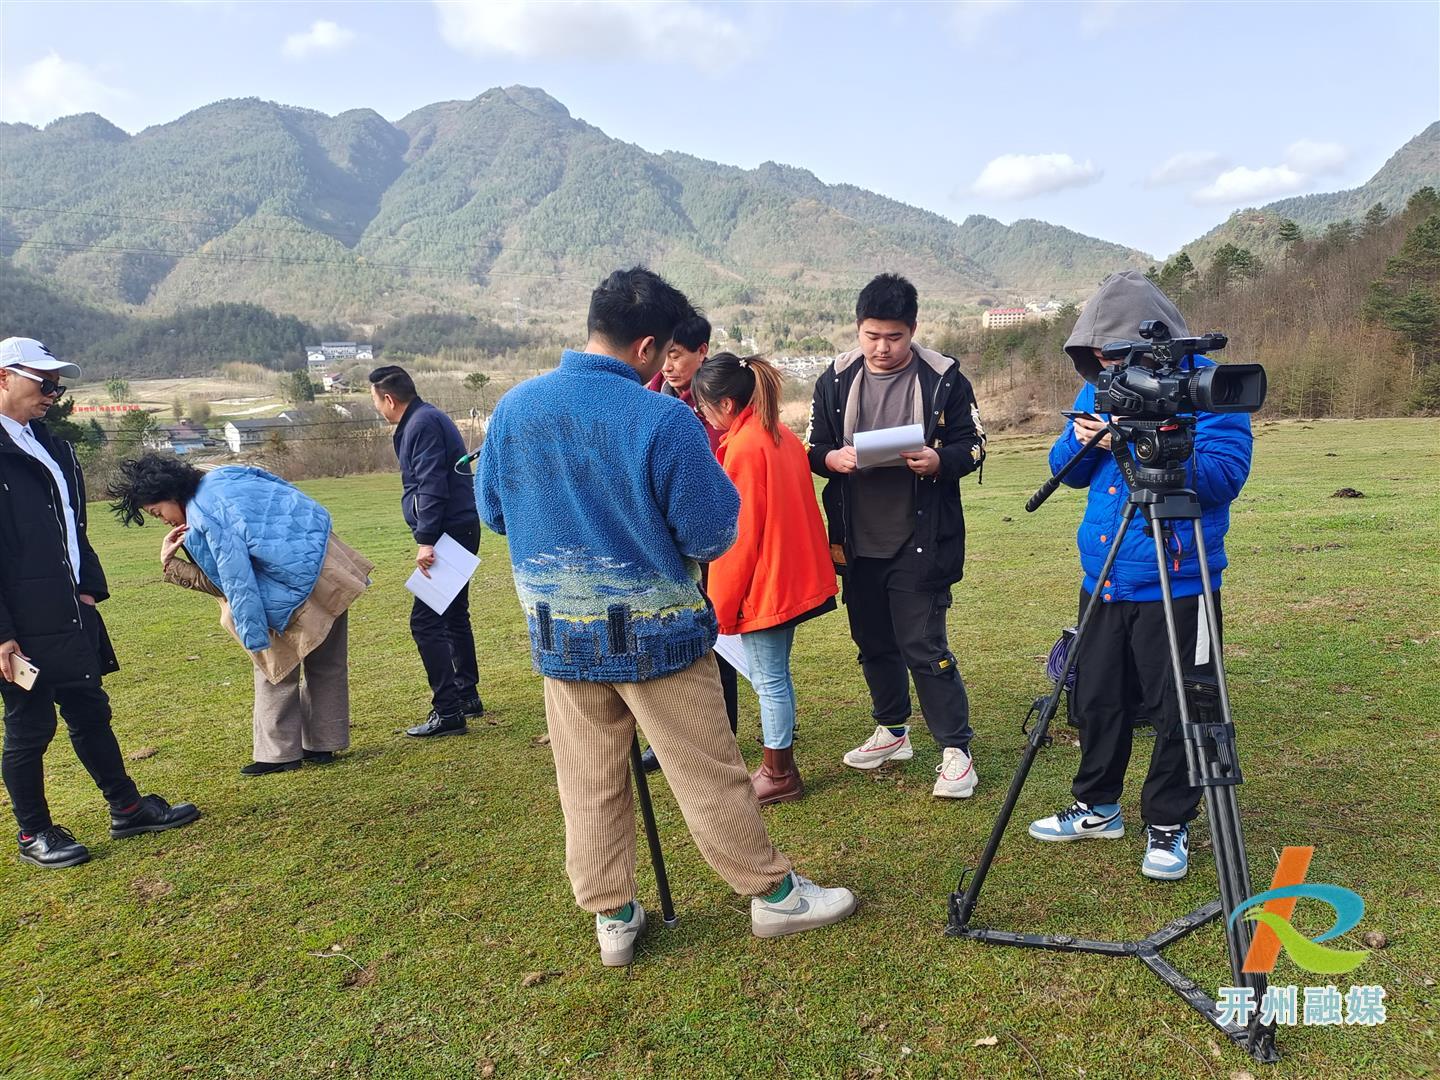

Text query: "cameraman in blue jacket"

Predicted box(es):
[1027, 271, 1253, 881]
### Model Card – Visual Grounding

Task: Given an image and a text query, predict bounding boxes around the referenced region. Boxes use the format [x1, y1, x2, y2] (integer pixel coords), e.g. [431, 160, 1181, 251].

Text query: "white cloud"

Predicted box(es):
[950, 0, 1019, 44]
[969, 153, 1101, 200]
[0, 52, 126, 126]
[435, 0, 748, 62]
[1192, 165, 1307, 205]
[282, 19, 357, 60]
[1146, 151, 1229, 187]
[1284, 138, 1350, 175]
[1189, 138, 1352, 205]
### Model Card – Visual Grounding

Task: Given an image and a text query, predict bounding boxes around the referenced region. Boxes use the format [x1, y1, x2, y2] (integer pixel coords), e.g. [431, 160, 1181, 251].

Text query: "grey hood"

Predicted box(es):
[1064, 270, 1189, 383]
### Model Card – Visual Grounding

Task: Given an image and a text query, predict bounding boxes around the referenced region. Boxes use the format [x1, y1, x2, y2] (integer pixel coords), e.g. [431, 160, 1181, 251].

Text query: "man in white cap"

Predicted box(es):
[0, 337, 200, 869]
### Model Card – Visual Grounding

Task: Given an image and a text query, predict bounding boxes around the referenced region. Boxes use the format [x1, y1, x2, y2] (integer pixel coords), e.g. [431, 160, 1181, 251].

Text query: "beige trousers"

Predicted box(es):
[252, 612, 350, 763]
[543, 652, 792, 913]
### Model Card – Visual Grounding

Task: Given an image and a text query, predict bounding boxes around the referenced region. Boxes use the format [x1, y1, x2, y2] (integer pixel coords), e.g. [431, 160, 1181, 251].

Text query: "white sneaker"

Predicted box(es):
[842, 725, 914, 770]
[751, 873, 858, 939]
[595, 901, 646, 967]
[932, 746, 978, 798]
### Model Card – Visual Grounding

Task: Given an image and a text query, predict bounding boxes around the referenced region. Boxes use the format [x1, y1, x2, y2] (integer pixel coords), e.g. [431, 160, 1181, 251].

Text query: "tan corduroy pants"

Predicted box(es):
[252, 613, 350, 763]
[543, 652, 792, 913]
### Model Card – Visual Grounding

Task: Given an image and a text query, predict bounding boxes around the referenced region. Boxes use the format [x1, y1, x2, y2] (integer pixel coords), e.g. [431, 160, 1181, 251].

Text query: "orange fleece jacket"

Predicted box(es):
[708, 405, 838, 635]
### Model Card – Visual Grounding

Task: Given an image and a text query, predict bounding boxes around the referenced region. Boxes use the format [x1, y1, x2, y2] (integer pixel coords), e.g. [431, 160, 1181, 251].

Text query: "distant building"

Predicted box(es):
[223, 417, 291, 454]
[982, 307, 1029, 329]
[143, 421, 209, 456]
[307, 341, 373, 378]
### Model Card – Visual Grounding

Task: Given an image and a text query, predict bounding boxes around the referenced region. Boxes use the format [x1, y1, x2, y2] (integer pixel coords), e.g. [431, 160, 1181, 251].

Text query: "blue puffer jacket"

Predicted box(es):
[183, 466, 332, 650]
[1049, 358, 1253, 602]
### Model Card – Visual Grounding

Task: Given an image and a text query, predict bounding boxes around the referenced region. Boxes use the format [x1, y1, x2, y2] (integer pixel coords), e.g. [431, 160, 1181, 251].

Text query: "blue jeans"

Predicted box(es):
[741, 625, 797, 750]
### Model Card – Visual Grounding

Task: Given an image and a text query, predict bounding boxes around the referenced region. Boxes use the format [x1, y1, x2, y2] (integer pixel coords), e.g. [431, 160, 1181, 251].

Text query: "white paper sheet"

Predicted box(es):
[853, 423, 925, 469]
[713, 633, 752, 682]
[404, 533, 481, 615]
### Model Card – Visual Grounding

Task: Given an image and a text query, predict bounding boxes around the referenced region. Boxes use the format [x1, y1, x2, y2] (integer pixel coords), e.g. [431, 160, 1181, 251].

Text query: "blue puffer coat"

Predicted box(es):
[1049, 358, 1253, 603]
[182, 466, 332, 650]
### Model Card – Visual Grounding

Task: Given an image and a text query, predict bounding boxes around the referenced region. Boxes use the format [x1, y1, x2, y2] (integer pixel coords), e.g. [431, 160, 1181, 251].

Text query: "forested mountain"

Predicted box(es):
[0, 86, 1149, 324]
[1182, 122, 1440, 266]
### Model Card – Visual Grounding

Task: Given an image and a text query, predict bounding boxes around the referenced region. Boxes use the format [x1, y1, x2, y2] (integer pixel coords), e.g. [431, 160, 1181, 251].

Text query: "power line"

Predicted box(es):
[0, 203, 581, 262]
[3, 236, 588, 281]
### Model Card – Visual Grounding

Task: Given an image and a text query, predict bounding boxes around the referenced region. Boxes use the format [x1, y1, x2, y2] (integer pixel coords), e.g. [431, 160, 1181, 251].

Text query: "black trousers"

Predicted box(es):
[843, 556, 972, 751]
[2, 680, 139, 835]
[1070, 588, 1222, 826]
[717, 652, 739, 734]
[410, 524, 481, 717]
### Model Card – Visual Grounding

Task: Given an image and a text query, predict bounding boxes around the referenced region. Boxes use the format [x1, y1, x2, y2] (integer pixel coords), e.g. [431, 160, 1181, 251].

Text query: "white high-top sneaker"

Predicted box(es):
[751, 873, 858, 938]
[841, 725, 914, 770]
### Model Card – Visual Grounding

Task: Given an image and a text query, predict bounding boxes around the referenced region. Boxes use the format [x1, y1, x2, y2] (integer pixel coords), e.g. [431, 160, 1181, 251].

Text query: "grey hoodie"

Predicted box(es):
[1064, 270, 1189, 384]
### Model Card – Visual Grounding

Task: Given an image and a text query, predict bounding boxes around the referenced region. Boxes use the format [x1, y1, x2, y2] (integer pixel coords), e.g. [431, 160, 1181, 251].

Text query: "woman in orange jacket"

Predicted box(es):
[693, 353, 837, 804]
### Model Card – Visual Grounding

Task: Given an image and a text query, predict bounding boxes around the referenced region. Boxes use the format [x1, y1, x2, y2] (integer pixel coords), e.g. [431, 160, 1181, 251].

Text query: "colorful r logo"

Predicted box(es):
[1230, 846, 1369, 976]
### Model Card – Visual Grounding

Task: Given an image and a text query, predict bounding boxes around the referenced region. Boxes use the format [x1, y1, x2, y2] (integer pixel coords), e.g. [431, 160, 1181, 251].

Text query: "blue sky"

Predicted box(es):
[2, 1, 1436, 257]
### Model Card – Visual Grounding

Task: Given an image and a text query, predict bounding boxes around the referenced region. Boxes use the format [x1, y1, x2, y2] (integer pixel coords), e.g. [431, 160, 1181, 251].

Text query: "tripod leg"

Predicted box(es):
[630, 734, 678, 928]
[951, 501, 1140, 930]
[1149, 515, 1273, 1056]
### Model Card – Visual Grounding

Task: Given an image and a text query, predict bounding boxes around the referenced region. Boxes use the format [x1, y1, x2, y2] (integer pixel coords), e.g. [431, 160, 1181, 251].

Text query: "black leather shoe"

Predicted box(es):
[109, 794, 201, 838]
[407, 710, 468, 737]
[460, 695, 485, 720]
[18, 825, 91, 868]
[639, 746, 662, 773]
[302, 750, 336, 765]
[240, 759, 302, 776]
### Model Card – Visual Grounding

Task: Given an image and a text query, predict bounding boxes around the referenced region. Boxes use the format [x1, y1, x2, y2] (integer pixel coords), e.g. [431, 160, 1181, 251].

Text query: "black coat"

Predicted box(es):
[393, 398, 479, 545]
[806, 345, 986, 590]
[0, 420, 118, 687]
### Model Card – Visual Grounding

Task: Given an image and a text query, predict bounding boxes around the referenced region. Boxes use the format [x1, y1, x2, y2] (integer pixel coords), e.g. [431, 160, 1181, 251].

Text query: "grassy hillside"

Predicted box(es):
[1, 421, 1435, 1078]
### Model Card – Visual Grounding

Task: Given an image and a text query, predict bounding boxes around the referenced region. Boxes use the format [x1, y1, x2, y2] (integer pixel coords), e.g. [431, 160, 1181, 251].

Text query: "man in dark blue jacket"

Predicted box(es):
[370, 365, 482, 736]
[1027, 272, 1253, 882]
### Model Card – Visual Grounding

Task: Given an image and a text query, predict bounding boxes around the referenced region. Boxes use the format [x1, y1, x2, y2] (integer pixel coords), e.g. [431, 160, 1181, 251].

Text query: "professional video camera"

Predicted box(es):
[1094, 319, 1267, 418]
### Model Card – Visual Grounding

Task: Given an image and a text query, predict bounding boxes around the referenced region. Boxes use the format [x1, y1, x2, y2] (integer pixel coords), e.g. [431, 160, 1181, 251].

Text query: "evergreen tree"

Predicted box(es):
[1363, 202, 1391, 232]
[114, 410, 159, 453]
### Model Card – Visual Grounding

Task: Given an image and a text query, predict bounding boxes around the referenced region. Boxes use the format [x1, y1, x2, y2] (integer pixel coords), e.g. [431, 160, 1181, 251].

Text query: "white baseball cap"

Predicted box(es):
[0, 337, 82, 380]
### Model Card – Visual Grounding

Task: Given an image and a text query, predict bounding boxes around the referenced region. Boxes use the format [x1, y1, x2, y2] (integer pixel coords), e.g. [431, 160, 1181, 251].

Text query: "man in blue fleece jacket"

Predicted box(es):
[370, 365, 483, 737]
[1026, 271, 1254, 883]
[478, 267, 856, 965]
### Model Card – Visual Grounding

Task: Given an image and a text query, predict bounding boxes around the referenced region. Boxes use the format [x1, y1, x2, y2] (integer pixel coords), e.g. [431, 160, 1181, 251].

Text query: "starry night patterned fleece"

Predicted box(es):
[477, 349, 741, 682]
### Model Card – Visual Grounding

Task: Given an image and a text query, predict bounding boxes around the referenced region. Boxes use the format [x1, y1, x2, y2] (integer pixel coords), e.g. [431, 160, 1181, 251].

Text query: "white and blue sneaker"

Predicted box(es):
[1028, 801, 1125, 842]
[1141, 824, 1190, 880]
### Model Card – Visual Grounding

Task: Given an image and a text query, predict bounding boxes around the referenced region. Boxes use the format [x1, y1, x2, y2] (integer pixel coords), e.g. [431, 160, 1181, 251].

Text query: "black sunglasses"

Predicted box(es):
[6, 367, 67, 399]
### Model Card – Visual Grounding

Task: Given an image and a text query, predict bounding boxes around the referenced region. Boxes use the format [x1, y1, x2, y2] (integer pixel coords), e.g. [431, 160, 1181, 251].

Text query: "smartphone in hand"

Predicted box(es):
[10, 655, 39, 691]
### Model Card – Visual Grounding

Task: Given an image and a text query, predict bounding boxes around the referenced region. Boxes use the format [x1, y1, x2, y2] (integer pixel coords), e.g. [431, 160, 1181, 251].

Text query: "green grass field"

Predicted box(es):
[2, 419, 1437, 1079]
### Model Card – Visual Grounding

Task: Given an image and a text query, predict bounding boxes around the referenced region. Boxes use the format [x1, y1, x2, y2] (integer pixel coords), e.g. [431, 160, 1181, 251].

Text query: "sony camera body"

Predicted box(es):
[1094, 320, 1266, 418]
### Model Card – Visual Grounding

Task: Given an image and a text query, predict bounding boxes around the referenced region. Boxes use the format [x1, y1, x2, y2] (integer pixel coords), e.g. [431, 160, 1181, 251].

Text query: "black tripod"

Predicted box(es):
[947, 418, 1278, 1064]
[630, 734, 678, 928]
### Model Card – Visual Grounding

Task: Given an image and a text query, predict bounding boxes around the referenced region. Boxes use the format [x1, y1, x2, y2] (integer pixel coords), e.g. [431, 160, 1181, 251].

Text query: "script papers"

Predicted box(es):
[405, 533, 480, 615]
[853, 423, 924, 468]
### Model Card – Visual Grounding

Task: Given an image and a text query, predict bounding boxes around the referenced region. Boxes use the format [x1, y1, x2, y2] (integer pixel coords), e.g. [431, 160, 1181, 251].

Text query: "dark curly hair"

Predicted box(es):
[110, 454, 205, 527]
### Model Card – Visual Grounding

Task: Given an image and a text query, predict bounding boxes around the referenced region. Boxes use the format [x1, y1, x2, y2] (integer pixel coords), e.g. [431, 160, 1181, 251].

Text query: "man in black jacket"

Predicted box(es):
[370, 365, 482, 736]
[0, 337, 199, 868]
[806, 275, 987, 799]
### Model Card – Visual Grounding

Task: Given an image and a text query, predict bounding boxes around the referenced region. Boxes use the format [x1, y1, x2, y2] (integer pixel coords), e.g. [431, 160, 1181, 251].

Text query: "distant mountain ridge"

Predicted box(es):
[1181, 121, 1439, 264]
[0, 86, 1150, 324]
